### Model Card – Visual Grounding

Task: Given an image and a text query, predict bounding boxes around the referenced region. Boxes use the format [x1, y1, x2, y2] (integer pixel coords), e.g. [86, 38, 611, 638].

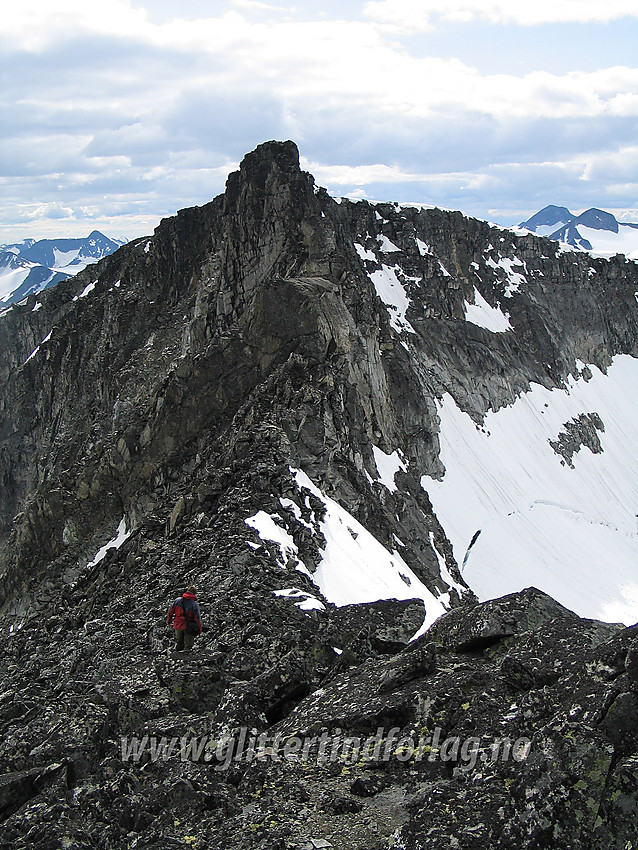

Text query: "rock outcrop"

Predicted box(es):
[0, 141, 637, 848]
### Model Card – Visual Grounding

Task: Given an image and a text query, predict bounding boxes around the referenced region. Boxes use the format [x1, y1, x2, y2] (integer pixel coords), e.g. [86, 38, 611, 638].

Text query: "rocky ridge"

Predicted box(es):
[0, 141, 637, 848]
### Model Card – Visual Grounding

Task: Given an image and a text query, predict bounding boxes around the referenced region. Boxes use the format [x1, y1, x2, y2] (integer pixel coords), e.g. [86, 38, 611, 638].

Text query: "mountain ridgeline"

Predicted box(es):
[0, 141, 637, 849]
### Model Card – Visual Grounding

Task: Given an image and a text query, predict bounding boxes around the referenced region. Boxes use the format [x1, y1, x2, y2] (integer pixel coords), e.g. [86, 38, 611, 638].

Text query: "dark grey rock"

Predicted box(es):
[549, 411, 605, 467]
[425, 586, 577, 652]
[603, 691, 638, 747]
[350, 775, 388, 797]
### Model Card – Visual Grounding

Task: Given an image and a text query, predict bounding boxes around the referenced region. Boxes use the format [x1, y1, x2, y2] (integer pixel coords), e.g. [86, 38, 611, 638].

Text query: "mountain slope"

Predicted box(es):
[0, 141, 637, 848]
[519, 205, 638, 259]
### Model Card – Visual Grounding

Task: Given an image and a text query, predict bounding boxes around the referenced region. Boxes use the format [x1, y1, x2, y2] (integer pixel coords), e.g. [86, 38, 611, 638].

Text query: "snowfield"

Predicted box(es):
[421, 355, 638, 626]
[575, 224, 638, 260]
[291, 468, 448, 637]
[0, 266, 33, 303]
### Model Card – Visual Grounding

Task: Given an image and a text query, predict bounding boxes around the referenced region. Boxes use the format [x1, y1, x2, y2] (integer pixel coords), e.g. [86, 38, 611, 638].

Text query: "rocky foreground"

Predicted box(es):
[0, 568, 637, 849]
[1, 141, 637, 847]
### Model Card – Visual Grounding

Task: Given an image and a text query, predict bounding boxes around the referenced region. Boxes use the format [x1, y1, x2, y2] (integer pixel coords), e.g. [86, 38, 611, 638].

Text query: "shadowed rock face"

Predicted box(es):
[0, 141, 637, 848]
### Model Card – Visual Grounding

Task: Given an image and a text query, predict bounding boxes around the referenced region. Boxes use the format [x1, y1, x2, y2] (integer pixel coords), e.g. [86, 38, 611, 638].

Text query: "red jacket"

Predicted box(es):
[167, 592, 202, 634]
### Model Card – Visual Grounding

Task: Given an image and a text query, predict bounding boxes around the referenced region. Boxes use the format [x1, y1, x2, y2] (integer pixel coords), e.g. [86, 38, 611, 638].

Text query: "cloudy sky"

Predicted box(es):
[2, 0, 637, 242]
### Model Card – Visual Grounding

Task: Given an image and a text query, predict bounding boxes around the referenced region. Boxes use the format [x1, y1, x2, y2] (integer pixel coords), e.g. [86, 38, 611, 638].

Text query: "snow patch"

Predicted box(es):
[416, 238, 433, 256]
[273, 587, 326, 611]
[377, 234, 401, 253]
[244, 511, 300, 569]
[279, 497, 314, 530]
[464, 287, 512, 333]
[85, 518, 131, 569]
[369, 265, 416, 335]
[354, 242, 377, 263]
[291, 468, 447, 637]
[397, 201, 439, 212]
[372, 446, 407, 493]
[535, 223, 568, 237]
[53, 248, 81, 268]
[428, 531, 467, 602]
[24, 346, 40, 365]
[576, 224, 638, 261]
[24, 330, 52, 365]
[500, 258, 527, 296]
[73, 280, 97, 301]
[485, 255, 528, 296]
[0, 266, 36, 302]
[415, 236, 434, 257]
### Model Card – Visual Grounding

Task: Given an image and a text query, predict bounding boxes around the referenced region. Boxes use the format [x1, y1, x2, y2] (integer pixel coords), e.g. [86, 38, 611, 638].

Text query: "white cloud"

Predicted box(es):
[4, 0, 151, 50]
[580, 145, 638, 183]
[304, 161, 425, 185]
[1, 1, 637, 240]
[364, 0, 638, 30]
[23, 202, 75, 221]
[230, 0, 287, 11]
[5, 7, 636, 126]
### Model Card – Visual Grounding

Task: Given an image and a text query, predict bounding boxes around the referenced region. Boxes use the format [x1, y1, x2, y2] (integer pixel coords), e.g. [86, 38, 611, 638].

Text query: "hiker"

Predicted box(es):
[167, 586, 202, 652]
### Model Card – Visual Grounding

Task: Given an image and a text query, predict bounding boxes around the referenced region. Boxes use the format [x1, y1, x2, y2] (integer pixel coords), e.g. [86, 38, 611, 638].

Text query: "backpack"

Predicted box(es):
[182, 598, 199, 637]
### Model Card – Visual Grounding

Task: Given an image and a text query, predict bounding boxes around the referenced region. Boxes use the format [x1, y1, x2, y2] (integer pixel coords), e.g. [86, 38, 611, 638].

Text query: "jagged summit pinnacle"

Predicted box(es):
[224, 139, 311, 202]
[239, 139, 301, 173]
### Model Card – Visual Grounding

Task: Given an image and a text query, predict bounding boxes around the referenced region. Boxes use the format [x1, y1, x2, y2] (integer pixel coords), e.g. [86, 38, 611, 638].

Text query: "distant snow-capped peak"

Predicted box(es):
[518, 205, 638, 260]
[0, 231, 125, 308]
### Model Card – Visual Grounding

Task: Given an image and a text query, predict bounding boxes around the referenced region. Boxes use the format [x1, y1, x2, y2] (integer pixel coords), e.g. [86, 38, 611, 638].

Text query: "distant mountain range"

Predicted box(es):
[518, 205, 638, 259]
[0, 231, 125, 308]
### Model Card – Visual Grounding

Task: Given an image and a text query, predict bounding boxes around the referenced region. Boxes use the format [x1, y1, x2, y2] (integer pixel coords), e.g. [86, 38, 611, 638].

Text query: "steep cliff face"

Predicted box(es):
[0, 141, 637, 849]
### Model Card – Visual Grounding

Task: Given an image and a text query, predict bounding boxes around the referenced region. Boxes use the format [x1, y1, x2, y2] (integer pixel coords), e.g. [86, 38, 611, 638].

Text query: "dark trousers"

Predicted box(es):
[175, 628, 195, 651]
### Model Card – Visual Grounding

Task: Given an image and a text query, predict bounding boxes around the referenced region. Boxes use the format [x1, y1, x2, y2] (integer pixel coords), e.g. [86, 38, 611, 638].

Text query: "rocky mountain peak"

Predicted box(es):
[232, 138, 303, 185]
[575, 207, 619, 233]
[519, 203, 572, 230]
[218, 139, 341, 307]
[223, 139, 313, 219]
